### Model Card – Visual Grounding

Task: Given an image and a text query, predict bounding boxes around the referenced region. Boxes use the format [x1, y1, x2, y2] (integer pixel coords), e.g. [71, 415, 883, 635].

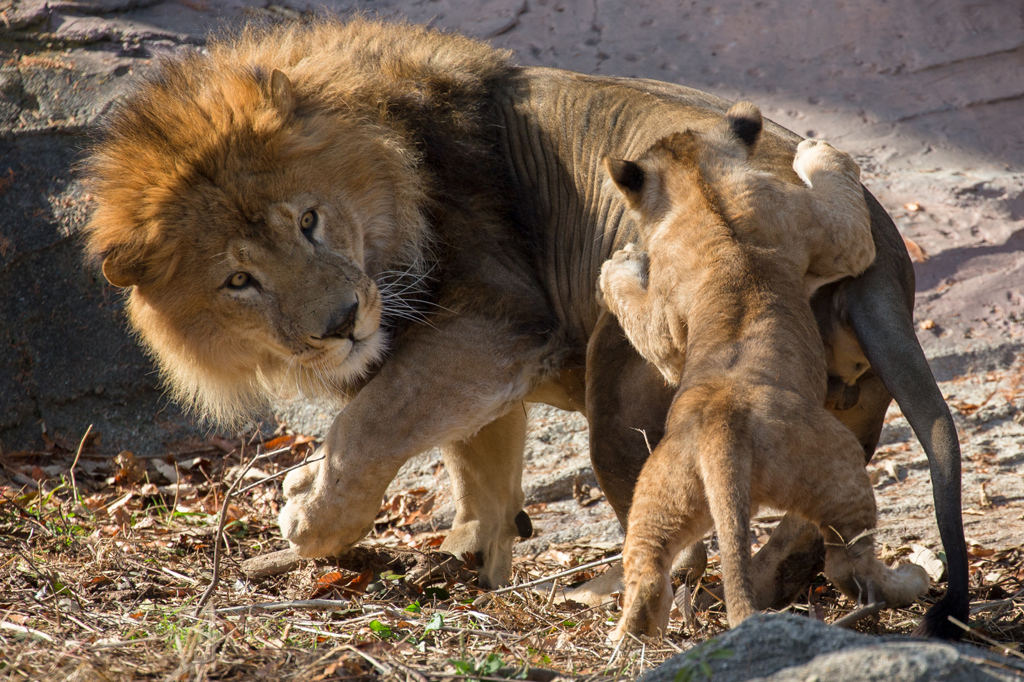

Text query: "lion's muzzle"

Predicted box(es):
[322, 298, 360, 340]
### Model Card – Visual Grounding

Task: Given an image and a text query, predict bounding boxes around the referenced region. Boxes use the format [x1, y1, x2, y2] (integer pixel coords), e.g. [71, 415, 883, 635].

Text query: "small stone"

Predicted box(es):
[58, 598, 81, 613]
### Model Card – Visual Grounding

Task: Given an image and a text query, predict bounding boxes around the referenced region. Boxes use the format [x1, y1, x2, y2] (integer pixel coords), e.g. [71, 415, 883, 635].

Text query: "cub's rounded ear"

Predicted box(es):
[603, 157, 645, 207]
[270, 69, 296, 118]
[724, 101, 763, 148]
[100, 249, 142, 288]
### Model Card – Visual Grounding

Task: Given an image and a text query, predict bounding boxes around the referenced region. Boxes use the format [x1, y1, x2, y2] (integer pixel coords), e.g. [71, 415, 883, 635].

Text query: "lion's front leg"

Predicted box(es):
[440, 405, 529, 587]
[278, 316, 545, 566]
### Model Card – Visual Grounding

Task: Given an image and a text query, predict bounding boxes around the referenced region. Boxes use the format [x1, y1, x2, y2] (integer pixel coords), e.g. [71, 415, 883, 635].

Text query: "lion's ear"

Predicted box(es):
[723, 101, 762, 149]
[270, 69, 296, 118]
[604, 157, 646, 208]
[101, 249, 142, 288]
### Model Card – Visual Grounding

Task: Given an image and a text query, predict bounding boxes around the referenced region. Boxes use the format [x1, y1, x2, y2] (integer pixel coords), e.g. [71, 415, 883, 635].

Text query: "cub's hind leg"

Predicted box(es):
[699, 424, 759, 628]
[612, 430, 712, 641]
[780, 412, 930, 608]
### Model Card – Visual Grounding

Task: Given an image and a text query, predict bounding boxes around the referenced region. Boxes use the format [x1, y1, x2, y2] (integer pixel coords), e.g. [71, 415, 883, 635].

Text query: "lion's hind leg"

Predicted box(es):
[782, 412, 930, 608]
[612, 431, 711, 641]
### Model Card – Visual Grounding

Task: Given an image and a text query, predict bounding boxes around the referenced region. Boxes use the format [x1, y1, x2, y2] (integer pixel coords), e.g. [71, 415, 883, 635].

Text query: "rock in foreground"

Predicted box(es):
[643, 614, 1024, 682]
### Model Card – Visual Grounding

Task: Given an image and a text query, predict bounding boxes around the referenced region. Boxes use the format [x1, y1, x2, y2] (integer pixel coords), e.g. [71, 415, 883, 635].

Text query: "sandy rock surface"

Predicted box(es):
[642, 613, 1024, 682]
[1, 0, 1022, 576]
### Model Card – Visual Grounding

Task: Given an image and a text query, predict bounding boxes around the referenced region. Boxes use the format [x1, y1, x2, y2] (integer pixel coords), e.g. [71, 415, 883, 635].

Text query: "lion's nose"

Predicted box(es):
[323, 300, 359, 340]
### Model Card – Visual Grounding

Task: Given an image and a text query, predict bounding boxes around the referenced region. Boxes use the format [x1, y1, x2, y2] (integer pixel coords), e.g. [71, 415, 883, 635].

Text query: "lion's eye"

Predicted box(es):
[300, 209, 318, 237]
[226, 272, 252, 289]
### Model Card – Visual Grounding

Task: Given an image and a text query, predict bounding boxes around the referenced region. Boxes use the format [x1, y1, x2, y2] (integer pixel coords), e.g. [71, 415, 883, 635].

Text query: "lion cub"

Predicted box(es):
[599, 103, 930, 639]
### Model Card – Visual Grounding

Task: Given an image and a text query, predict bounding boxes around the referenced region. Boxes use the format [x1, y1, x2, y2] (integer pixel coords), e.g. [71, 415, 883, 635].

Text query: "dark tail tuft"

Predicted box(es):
[911, 591, 969, 640]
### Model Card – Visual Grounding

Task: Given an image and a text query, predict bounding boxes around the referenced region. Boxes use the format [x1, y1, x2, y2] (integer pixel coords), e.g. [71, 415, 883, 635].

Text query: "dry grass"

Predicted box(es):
[1, 428, 1021, 681]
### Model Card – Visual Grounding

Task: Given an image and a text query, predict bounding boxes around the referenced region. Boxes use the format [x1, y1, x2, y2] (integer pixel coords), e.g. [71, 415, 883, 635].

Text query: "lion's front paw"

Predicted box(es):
[277, 452, 380, 558]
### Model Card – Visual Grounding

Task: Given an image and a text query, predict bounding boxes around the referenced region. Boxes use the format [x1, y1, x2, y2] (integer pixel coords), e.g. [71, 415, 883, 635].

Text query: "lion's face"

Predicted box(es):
[86, 66, 429, 423]
[124, 177, 387, 423]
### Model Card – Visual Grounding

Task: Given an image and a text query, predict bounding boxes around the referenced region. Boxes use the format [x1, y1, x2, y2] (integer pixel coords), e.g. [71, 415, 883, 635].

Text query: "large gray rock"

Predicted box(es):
[0, 8, 202, 454]
[643, 614, 1024, 682]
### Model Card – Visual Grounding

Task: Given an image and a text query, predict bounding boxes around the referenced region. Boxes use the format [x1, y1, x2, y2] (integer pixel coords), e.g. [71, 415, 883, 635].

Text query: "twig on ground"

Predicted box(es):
[833, 601, 885, 629]
[437, 625, 504, 640]
[68, 423, 92, 504]
[239, 548, 303, 579]
[546, 578, 558, 607]
[488, 554, 622, 596]
[385, 651, 431, 682]
[166, 459, 182, 529]
[374, 607, 507, 640]
[948, 616, 1024, 660]
[234, 452, 324, 496]
[606, 629, 625, 669]
[290, 624, 346, 638]
[344, 644, 394, 676]
[85, 636, 165, 649]
[427, 676, 551, 682]
[7, 469, 38, 489]
[63, 613, 100, 634]
[162, 567, 199, 585]
[194, 446, 262, 615]
[970, 587, 1024, 616]
[216, 599, 351, 615]
[1, 620, 55, 642]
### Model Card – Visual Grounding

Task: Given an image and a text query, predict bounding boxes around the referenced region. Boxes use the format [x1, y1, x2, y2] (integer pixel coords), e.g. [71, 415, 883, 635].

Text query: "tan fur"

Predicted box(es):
[598, 106, 928, 639]
[83, 19, 952, 610]
[84, 18, 558, 581]
[83, 18, 511, 424]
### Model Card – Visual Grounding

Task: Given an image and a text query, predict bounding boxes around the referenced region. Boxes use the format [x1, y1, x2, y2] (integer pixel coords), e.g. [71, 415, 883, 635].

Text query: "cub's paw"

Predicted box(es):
[597, 245, 650, 309]
[883, 562, 932, 607]
[793, 139, 860, 188]
[828, 559, 930, 608]
[277, 450, 380, 558]
[610, 242, 649, 268]
[607, 620, 627, 643]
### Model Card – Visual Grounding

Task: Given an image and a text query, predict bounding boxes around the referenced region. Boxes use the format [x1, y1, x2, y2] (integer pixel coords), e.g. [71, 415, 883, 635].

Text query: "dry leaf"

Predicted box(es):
[919, 319, 935, 330]
[113, 451, 145, 485]
[262, 434, 296, 451]
[151, 459, 178, 483]
[979, 482, 993, 509]
[902, 235, 929, 263]
[310, 570, 360, 599]
[883, 461, 905, 482]
[907, 544, 945, 582]
[538, 549, 574, 567]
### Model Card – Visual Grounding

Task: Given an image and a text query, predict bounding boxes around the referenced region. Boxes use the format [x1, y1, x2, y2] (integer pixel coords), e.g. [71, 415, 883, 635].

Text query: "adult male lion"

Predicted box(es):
[84, 18, 967, 638]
